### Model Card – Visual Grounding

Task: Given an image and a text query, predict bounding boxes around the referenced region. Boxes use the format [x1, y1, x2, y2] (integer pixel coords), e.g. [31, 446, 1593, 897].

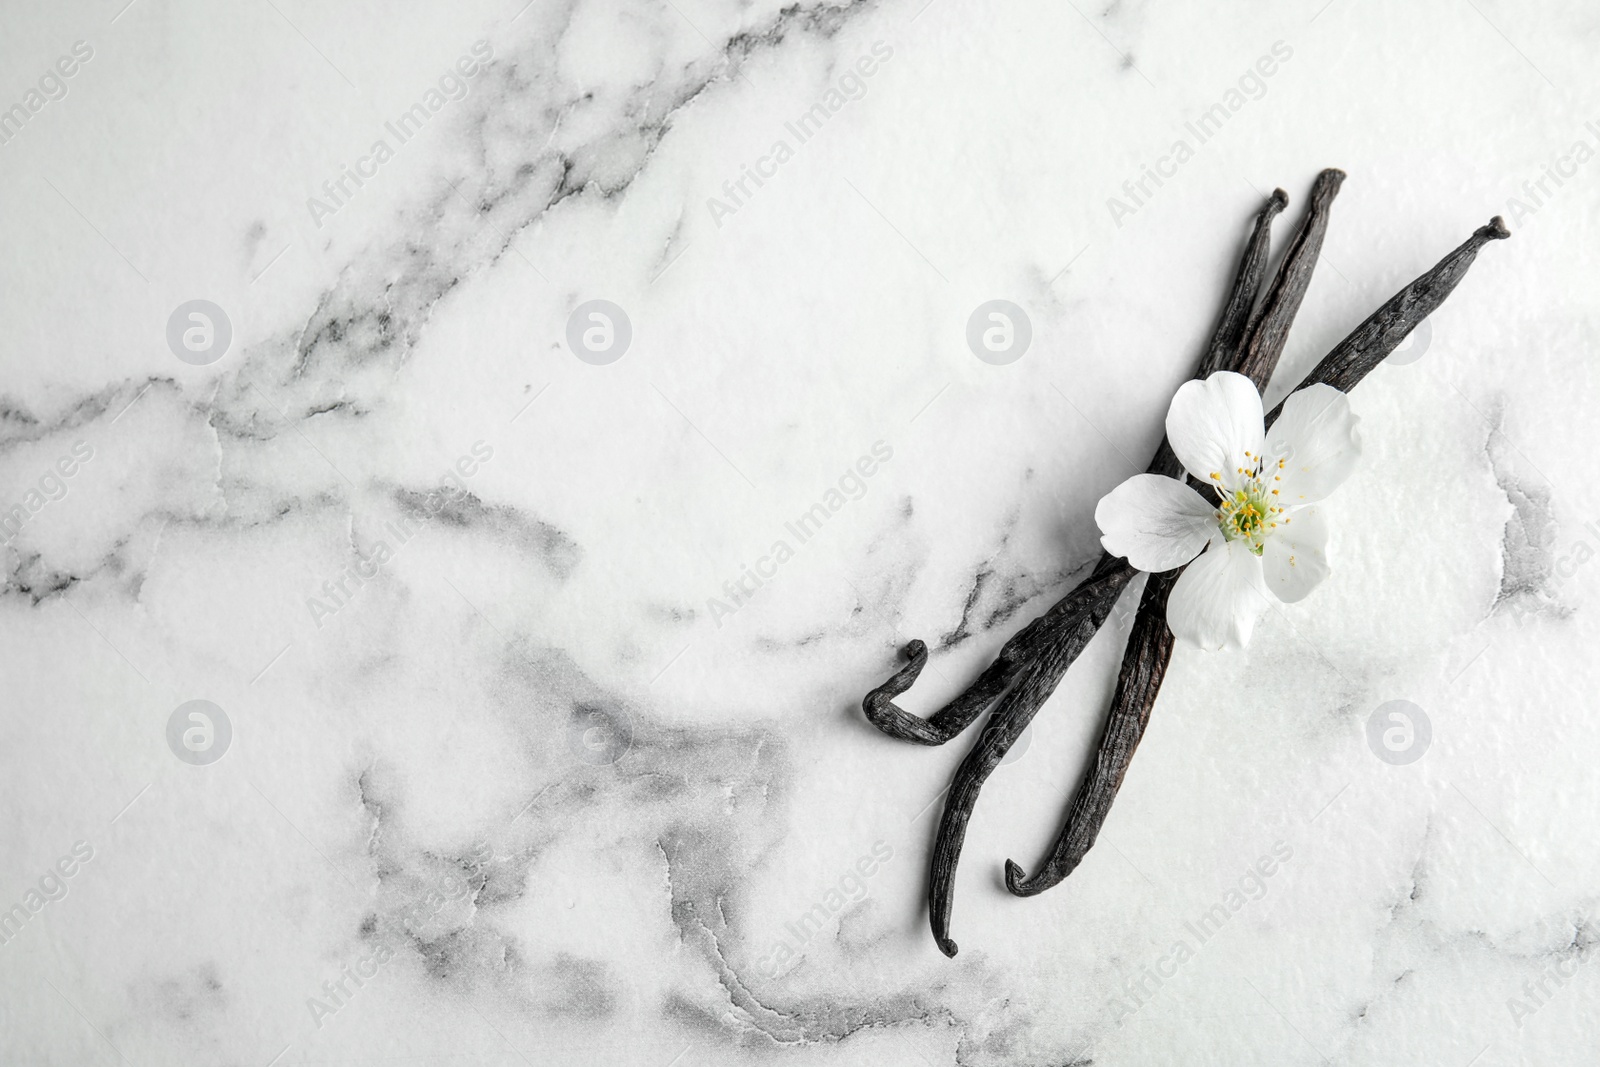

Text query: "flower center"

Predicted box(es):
[1212, 453, 1286, 556]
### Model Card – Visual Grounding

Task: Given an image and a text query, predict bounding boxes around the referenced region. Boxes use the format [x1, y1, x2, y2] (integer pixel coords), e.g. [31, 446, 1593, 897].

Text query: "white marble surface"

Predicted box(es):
[2, 0, 1597, 1063]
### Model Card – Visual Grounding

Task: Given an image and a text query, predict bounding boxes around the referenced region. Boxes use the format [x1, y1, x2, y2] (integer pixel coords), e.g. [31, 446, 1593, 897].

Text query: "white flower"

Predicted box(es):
[1095, 371, 1361, 650]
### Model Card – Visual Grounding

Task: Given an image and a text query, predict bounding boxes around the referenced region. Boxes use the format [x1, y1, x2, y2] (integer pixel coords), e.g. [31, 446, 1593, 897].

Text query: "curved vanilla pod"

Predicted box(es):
[1003, 567, 1180, 899]
[1004, 212, 1511, 902]
[862, 561, 1136, 746]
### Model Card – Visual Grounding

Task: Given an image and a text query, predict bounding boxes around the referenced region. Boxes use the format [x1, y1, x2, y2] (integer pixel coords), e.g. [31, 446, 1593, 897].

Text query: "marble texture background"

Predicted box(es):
[1, 0, 1595, 1063]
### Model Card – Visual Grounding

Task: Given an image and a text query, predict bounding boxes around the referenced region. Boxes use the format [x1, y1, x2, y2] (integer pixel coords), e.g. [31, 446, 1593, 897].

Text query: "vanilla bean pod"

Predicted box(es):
[1234, 169, 1345, 387]
[862, 557, 1138, 745]
[1004, 210, 1510, 903]
[863, 189, 1289, 747]
[927, 565, 1133, 957]
[922, 188, 1296, 956]
[1206, 188, 1294, 373]
[1004, 567, 1180, 898]
[1264, 215, 1511, 420]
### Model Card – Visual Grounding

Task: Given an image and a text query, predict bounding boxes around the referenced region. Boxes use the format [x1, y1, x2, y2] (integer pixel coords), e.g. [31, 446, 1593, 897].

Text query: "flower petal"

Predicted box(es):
[1166, 538, 1268, 651]
[1263, 384, 1361, 504]
[1261, 506, 1331, 603]
[1165, 371, 1265, 491]
[1095, 474, 1217, 572]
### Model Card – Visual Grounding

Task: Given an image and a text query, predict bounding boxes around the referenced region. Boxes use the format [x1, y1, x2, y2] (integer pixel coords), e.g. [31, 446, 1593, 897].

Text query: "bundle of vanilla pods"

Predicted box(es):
[858, 169, 1510, 956]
